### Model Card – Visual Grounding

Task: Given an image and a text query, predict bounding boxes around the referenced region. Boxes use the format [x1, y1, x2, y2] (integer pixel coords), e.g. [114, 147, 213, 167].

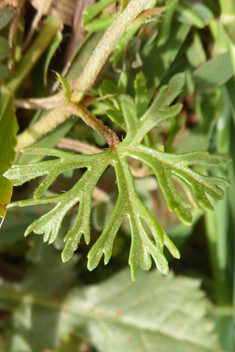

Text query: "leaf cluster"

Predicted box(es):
[5, 73, 230, 279]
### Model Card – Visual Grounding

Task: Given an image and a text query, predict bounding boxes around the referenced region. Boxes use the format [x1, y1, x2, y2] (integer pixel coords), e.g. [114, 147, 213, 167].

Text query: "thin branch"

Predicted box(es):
[57, 138, 101, 154]
[14, 92, 63, 110]
[66, 102, 120, 147]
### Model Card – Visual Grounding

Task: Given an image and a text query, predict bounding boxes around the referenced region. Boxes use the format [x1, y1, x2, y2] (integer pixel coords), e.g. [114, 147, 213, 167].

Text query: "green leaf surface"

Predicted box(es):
[0, 90, 18, 227]
[175, 1, 213, 28]
[134, 71, 154, 117]
[0, 6, 14, 30]
[56, 72, 71, 103]
[0, 177, 12, 228]
[0, 245, 77, 352]
[186, 32, 207, 68]
[193, 52, 234, 93]
[0, 269, 222, 352]
[5, 16, 62, 94]
[5, 73, 230, 278]
[0, 62, 10, 81]
[82, 0, 117, 25]
[0, 36, 11, 61]
[85, 13, 115, 33]
[0, 207, 41, 245]
[157, 0, 179, 47]
[141, 19, 190, 87]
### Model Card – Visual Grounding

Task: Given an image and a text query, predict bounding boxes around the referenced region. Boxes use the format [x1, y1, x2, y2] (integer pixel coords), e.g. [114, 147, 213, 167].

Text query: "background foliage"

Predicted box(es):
[0, 0, 234, 351]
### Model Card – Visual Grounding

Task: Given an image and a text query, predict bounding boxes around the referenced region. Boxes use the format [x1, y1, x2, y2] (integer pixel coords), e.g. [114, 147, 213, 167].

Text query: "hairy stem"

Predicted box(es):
[66, 102, 120, 147]
[16, 107, 69, 152]
[16, 0, 151, 150]
[71, 0, 151, 102]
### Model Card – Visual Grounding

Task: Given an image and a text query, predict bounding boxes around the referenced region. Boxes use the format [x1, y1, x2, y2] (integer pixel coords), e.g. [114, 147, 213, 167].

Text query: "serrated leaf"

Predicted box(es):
[5, 73, 230, 278]
[0, 269, 222, 352]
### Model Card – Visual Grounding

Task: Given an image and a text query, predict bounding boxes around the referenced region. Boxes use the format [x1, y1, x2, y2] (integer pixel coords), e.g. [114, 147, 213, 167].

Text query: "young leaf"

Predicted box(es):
[5, 73, 231, 279]
[56, 72, 71, 104]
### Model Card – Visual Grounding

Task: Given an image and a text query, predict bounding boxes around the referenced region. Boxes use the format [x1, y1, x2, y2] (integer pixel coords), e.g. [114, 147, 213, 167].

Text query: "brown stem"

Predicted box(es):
[66, 102, 120, 147]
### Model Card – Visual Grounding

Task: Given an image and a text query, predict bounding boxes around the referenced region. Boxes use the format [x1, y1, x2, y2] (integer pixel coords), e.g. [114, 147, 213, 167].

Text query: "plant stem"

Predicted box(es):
[57, 137, 147, 178]
[66, 102, 120, 147]
[57, 138, 101, 154]
[16, 0, 151, 150]
[70, 0, 151, 102]
[16, 107, 69, 152]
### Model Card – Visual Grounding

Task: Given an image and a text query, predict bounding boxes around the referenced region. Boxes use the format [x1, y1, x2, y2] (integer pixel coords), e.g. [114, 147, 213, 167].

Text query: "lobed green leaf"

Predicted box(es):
[4, 73, 231, 278]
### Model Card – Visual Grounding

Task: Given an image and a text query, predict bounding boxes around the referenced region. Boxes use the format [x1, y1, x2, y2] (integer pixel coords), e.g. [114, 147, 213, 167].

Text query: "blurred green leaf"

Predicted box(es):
[193, 52, 234, 93]
[0, 6, 14, 30]
[141, 19, 190, 87]
[82, 0, 117, 25]
[0, 36, 11, 61]
[134, 71, 154, 117]
[0, 207, 42, 245]
[0, 245, 77, 352]
[186, 32, 206, 68]
[0, 63, 9, 81]
[176, 0, 213, 28]
[0, 269, 222, 352]
[218, 0, 235, 15]
[85, 13, 114, 33]
[157, 0, 179, 47]
[0, 91, 18, 227]
[0, 177, 13, 228]
[209, 19, 230, 57]
[92, 202, 114, 231]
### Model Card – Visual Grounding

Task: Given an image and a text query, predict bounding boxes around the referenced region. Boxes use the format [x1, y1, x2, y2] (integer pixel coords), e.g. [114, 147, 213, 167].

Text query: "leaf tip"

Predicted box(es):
[25, 225, 33, 237]
[55, 71, 71, 103]
[61, 249, 73, 263]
